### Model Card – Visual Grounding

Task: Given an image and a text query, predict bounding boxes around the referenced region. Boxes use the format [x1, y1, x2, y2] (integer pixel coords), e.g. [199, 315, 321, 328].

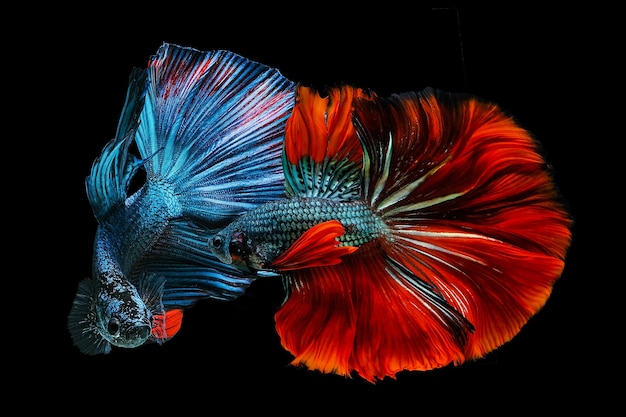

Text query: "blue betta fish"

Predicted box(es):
[208, 85, 573, 382]
[68, 43, 295, 355]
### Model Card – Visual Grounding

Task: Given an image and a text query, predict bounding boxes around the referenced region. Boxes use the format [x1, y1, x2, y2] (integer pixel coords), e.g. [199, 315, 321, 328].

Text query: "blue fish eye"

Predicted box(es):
[212, 236, 223, 249]
[107, 318, 121, 336]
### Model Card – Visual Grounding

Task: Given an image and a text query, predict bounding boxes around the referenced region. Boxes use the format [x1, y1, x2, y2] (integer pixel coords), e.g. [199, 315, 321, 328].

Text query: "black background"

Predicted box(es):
[24, 4, 612, 413]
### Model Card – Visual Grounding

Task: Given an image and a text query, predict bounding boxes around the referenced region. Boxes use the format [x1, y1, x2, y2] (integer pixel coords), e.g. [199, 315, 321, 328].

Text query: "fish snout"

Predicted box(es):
[121, 323, 152, 348]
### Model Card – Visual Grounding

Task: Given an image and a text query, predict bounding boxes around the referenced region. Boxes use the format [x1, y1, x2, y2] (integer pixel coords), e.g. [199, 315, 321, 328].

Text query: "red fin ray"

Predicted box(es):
[275, 266, 357, 377]
[151, 309, 184, 340]
[270, 220, 358, 271]
[284, 85, 375, 166]
[346, 253, 470, 381]
[384, 228, 566, 359]
[275, 247, 472, 382]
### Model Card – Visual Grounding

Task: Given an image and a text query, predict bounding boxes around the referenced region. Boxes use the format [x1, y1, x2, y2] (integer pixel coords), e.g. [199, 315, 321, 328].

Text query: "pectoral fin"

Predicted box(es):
[270, 220, 358, 271]
[151, 309, 184, 341]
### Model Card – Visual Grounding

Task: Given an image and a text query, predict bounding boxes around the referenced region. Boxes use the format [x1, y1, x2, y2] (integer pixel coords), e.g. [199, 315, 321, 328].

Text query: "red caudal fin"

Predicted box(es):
[274, 88, 572, 382]
[353, 88, 572, 361]
[270, 220, 358, 271]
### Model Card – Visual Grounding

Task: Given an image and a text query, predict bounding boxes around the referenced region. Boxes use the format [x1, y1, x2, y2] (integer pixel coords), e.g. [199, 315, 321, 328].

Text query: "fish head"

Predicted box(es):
[208, 227, 234, 265]
[209, 225, 282, 273]
[93, 270, 153, 349]
[209, 226, 259, 274]
[68, 271, 153, 355]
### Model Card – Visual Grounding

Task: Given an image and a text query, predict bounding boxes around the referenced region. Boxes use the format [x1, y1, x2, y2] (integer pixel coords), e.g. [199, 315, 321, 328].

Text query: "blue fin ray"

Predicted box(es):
[67, 278, 112, 355]
[135, 43, 296, 222]
[133, 218, 276, 307]
[86, 68, 148, 220]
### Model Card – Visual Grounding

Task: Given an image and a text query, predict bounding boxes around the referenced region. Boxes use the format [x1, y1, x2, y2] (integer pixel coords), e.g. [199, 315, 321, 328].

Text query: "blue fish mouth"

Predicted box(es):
[119, 323, 152, 347]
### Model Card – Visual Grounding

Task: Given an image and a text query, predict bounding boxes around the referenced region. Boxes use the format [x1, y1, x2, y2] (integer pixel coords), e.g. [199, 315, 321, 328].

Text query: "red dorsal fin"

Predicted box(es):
[270, 220, 358, 271]
[284, 85, 375, 165]
[151, 309, 184, 340]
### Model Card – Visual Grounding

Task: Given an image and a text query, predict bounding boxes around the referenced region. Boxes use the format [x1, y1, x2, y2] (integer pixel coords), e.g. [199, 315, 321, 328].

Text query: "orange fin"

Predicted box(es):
[275, 265, 357, 377]
[151, 309, 184, 340]
[270, 220, 358, 271]
[284, 85, 375, 165]
[354, 88, 572, 361]
[275, 250, 472, 382]
[382, 230, 567, 360]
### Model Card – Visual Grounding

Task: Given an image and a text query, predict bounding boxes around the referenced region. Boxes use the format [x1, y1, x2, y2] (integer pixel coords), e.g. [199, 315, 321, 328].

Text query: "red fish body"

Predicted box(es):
[209, 85, 572, 382]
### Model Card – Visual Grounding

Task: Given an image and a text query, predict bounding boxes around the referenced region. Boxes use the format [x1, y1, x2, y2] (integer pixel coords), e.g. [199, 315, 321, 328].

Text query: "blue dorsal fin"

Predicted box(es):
[86, 68, 148, 221]
[135, 43, 296, 222]
[282, 85, 375, 201]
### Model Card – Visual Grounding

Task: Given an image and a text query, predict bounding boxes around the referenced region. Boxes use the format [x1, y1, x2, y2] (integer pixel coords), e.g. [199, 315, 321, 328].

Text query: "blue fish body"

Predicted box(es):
[68, 43, 296, 355]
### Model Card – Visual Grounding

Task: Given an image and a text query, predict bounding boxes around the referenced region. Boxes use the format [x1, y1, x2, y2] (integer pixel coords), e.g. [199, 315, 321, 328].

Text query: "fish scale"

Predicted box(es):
[231, 197, 388, 249]
[101, 177, 182, 275]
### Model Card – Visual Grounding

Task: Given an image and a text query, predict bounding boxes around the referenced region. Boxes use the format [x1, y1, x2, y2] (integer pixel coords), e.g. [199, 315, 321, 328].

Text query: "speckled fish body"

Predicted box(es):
[68, 43, 295, 355]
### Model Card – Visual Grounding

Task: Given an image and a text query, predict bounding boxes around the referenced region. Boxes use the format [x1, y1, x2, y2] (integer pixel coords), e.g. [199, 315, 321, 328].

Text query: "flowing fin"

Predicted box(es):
[67, 278, 112, 355]
[270, 220, 358, 271]
[282, 85, 375, 200]
[137, 271, 166, 311]
[353, 88, 573, 360]
[86, 68, 148, 221]
[275, 247, 473, 382]
[135, 272, 180, 344]
[134, 218, 276, 307]
[135, 43, 296, 222]
[151, 309, 184, 340]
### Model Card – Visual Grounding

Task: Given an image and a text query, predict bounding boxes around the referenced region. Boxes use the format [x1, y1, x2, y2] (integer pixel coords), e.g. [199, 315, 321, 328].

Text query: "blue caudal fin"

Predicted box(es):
[86, 68, 148, 221]
[135, 43, 296, 222]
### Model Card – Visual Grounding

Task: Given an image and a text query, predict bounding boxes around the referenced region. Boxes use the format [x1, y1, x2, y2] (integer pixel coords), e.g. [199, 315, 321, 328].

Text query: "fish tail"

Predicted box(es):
[275, 87, 572, 381]
[354, 88, 572, 360]
[136, 43, 297, 222]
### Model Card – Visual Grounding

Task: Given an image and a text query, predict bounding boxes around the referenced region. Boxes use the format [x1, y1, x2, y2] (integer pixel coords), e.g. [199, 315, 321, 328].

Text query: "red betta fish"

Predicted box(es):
[208, 85, 573, 382]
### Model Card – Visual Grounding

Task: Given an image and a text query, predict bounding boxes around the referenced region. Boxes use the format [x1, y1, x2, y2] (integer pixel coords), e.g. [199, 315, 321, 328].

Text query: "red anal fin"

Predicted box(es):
[275, 265, 357, 377]
[276, 250, 469, 382]
[151, 309, 184, 340]
[270, 220, 358, 271]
